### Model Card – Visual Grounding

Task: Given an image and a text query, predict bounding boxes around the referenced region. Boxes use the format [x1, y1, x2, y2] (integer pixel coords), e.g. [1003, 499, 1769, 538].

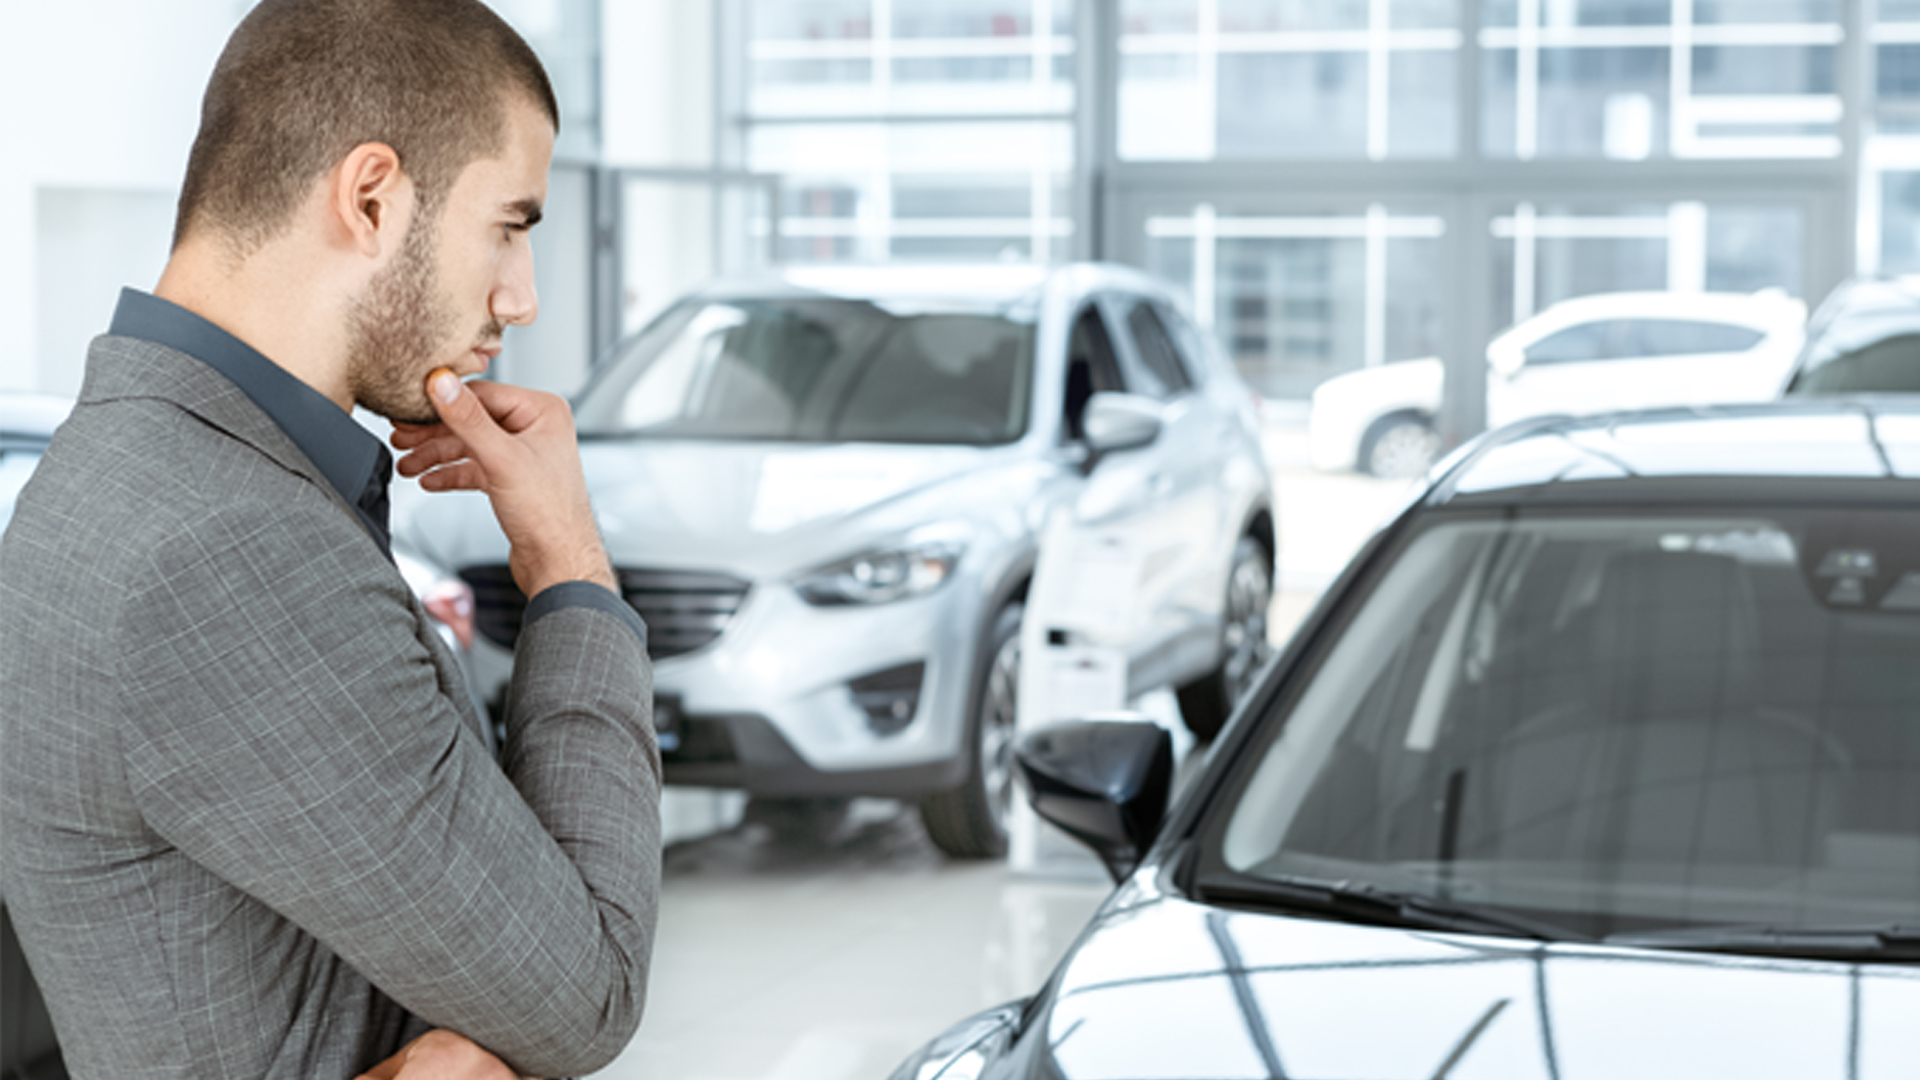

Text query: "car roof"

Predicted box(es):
[1428, 399, 1920, 508]
[1528, 289, 1803, 326]
[687, 261, 1172, 307]
[0, 393, 74, 440]
[1798, 275, 1920, 368]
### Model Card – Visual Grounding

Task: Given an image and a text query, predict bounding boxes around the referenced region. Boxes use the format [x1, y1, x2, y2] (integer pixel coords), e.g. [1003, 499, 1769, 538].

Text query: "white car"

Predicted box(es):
[1310, 290, 1808, 477]
[399, 263, 1277, 859]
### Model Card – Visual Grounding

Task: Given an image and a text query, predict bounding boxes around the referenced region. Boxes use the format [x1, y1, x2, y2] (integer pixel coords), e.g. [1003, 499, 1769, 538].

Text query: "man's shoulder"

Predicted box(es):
[5, 396, 361, 600]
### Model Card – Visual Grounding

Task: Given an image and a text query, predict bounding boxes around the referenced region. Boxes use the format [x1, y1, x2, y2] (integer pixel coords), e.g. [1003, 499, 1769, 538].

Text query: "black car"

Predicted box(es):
[892, 401, 1920, 1080]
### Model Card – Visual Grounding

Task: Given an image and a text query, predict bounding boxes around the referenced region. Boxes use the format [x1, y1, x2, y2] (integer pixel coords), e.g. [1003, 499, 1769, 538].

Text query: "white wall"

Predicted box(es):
[1, 0, 719, 395]
[602, 1, 714, 169]
[0, 0, 246, 393]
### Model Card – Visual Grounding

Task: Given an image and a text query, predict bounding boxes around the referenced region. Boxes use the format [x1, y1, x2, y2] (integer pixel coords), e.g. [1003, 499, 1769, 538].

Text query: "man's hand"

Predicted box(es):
[393, 369, 617, 598]
[355, 1029, 536, 1080]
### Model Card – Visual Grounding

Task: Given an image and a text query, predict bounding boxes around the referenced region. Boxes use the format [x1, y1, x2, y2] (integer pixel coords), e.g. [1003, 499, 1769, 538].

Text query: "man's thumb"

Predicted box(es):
[426, 369, 507, 455]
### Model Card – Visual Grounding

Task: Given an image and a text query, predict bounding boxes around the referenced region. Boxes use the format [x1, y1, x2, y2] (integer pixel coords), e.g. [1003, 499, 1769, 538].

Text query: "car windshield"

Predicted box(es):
[573, 296, 1036, 445]
[1206, 510, 1920, 940]
[1792, 333, 1920, 395]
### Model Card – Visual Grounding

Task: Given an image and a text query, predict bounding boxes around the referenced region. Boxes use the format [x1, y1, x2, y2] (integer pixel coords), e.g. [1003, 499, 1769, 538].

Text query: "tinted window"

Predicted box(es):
[1064, 307, 1128, 441]
[0, 446, 46, 527]
[1524, 322, 1621, 365]
[1526, 319, 1765, 365]
[1205, 510, 1920, 938]
[1791, 333, 1920, 395]
[1628, 319, 1766, 358]
[574, 298, 1035, 445]
[1121, 301, 1194, 398]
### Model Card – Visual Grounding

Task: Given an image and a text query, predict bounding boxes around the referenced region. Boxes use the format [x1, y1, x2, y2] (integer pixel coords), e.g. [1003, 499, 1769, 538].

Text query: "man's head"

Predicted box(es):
[169, 0, 558, 423]
[177, 0, 556, 254]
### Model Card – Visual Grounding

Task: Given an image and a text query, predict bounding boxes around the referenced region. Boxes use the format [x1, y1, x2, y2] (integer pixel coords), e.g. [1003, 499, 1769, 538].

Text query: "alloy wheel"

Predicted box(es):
[1220, 552, 1272, 708]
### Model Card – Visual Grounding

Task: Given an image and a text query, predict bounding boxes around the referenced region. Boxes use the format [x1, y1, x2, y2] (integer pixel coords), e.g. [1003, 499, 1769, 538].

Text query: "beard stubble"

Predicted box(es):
[346, 210, 493, 425]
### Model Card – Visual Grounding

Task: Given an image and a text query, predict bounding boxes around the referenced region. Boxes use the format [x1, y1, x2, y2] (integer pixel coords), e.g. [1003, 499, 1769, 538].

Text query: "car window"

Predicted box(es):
[0, 445, 46, 526]
[1791, 333, 1920, 395]
[1204, 509, 1920, 938]
[1154, 302, 1213, 388]
[572, 298, 1036, 445]
[1625, 319, 1766, 358]
[1064, 305, 1127, 441]
[1118, 301, 1195, 399]
[1524, 322, 1622, 365]
[1527, 319, 1764, 366]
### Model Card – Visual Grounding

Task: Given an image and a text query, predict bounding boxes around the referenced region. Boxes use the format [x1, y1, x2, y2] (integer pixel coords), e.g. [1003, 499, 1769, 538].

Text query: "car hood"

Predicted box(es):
[991, 892, 1920, 1080]
[394, 437, 1033, 579]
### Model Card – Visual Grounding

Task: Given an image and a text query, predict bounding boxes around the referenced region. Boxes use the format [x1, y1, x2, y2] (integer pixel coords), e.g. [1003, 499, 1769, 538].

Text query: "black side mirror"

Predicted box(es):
[1015, 718, 1173, 883]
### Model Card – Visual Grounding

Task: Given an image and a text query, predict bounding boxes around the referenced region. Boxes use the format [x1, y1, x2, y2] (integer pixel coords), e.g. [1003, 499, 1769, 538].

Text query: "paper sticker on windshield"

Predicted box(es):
[1817, 549, 1879, 578]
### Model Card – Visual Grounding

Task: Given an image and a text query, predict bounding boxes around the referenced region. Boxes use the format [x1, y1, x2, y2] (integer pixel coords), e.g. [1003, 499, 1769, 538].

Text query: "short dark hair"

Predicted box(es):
[174, 0, 560, 252]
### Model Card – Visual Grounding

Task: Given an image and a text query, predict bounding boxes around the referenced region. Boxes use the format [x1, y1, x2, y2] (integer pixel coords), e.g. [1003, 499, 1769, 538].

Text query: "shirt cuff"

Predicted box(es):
[523, 580, 648, 649]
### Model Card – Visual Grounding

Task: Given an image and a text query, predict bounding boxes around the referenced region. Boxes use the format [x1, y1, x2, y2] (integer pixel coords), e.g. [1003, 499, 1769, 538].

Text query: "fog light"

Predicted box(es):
[849, 661, 926, 736]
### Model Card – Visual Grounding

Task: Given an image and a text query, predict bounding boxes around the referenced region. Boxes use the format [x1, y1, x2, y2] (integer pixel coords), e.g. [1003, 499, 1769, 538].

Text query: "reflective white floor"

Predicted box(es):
[589, 799, 1109, 1080]
[589, 416, 1414, 1080]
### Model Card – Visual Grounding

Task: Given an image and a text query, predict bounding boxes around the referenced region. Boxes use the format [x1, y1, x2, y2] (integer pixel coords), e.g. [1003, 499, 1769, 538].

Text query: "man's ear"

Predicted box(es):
[329, 142, 410, 258]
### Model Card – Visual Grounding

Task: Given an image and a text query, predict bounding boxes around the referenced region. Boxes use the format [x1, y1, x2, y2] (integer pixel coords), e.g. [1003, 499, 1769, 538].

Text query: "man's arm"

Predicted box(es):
[118, 498, 657, 1077]
[122, 378, 659, 1078]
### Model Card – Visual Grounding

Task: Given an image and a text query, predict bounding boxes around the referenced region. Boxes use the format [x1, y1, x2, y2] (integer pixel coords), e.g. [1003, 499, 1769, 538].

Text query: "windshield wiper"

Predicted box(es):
[1196, 873, 1588, 942]
[1604, 924, 1920, 961]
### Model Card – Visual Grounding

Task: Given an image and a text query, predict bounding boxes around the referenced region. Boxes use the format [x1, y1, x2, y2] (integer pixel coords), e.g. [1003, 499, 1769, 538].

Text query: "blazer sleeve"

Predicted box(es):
[116, 497, 660, 1079]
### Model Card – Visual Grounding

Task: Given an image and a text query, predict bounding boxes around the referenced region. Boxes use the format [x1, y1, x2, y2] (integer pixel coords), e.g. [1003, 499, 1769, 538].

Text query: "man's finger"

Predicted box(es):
[395, 432, 475, 478]
[388, 422, 447, 451]
[464, 379, 566, 437]
[417, 460, 488, 492]
[426, 369, 517, 463]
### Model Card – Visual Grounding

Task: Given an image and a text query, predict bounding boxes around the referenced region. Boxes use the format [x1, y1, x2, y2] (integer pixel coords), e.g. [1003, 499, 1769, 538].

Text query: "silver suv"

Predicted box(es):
[397, 263, 1276, 858]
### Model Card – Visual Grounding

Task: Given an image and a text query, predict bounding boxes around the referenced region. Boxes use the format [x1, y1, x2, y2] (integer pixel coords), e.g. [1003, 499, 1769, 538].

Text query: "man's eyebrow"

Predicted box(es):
[506, 198, 544, 227]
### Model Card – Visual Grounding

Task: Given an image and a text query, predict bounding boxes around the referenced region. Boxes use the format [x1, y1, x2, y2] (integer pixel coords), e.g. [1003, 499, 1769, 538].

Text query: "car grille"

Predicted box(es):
[458, 565, 751, 661]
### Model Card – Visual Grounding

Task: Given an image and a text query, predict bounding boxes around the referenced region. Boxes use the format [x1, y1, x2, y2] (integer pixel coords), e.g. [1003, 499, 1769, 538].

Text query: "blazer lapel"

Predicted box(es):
[79, 333, 360, 523]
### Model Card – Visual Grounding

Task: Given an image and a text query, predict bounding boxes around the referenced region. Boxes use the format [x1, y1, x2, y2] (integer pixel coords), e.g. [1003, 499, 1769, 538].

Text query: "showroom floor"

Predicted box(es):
[589, 415, 1417, 1080]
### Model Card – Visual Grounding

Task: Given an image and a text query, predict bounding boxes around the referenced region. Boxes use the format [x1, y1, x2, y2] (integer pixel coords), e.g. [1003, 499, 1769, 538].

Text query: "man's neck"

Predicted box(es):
[155, 236, 356, 414]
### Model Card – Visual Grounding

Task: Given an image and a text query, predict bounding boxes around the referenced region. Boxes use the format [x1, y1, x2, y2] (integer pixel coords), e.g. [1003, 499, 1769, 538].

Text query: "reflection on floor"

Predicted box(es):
[589, 416, 1415, 1080]
[589, 799, 1108, 1080]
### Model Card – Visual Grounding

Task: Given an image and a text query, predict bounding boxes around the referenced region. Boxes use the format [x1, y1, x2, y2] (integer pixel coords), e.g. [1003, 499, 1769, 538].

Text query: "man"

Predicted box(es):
[0, 2, 658, 1077]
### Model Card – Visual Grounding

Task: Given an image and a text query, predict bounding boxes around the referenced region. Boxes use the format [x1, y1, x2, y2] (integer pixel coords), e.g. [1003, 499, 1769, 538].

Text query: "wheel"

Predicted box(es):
[920, 601, 1023, 859]
[1359, 412, 1440, 478]
[1176, 536, 1272, 743]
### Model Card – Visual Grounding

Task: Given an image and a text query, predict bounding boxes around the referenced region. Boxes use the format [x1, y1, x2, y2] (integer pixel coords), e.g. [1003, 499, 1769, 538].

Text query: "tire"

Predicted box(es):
[1359, 411, 1440, 479]
[920, 602, 1024, 859]
[1176, 536, 1273, 743]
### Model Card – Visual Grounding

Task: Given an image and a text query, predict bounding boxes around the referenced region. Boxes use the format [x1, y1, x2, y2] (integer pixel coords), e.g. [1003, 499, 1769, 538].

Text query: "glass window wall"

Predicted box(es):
[1480, 0, 1841, 161]
[1143, 202, 1447, 397]
[1119, 0, 1462, 160]
[741, 0, 1075, 263]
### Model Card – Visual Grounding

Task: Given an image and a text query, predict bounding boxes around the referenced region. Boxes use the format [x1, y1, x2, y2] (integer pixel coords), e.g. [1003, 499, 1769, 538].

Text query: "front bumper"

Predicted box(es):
[468, 571, 991, 798]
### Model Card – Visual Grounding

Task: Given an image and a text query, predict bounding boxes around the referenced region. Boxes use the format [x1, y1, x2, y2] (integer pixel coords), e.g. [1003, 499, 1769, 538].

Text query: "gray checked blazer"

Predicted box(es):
[0, 335, 661, 1079]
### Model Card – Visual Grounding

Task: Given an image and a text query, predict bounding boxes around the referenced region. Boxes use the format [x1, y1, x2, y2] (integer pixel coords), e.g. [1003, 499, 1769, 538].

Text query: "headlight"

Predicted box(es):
[794, 539, 964, 606]
[884, 1002, 1022, 1080]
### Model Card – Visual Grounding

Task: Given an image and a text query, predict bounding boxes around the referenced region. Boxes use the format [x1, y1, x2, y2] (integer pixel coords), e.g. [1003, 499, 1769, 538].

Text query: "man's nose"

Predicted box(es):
[493, 249, 539, 327]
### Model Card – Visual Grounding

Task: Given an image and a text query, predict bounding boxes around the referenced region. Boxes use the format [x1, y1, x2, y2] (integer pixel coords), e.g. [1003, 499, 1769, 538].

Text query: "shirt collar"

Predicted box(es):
[108, 288, 393, 557]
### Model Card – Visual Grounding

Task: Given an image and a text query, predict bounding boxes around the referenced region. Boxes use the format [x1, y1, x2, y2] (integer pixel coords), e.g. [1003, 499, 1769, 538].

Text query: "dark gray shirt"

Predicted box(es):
[104, 288, 644, 641]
